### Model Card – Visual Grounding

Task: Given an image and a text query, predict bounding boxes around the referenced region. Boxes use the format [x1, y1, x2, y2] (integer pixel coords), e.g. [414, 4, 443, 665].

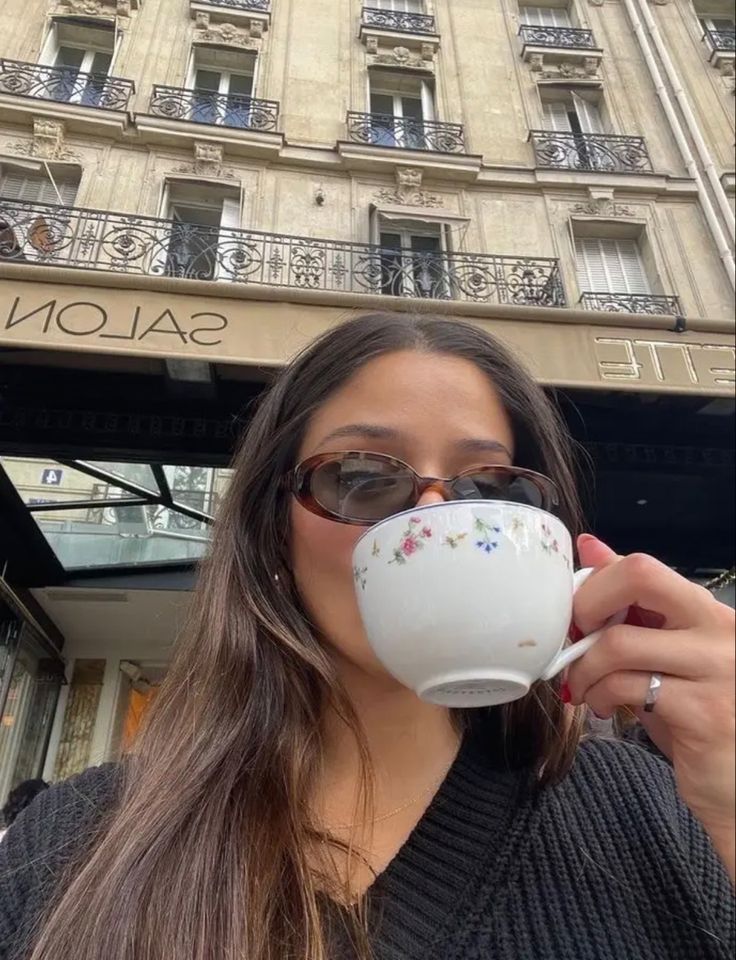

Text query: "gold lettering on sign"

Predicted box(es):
[594, 338, 735, 389]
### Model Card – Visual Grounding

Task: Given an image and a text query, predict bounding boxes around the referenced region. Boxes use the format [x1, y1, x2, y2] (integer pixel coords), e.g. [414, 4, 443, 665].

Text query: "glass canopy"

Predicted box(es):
[0, 456, 233, 571]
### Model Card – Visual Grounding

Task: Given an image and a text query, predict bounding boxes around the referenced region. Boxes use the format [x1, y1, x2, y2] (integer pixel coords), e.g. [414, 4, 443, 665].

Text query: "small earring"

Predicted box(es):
[274, 573, 280, 583]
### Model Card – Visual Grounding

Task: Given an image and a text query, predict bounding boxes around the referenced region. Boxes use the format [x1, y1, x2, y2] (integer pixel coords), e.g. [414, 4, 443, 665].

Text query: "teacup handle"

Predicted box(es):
[539, 567, 629, 682]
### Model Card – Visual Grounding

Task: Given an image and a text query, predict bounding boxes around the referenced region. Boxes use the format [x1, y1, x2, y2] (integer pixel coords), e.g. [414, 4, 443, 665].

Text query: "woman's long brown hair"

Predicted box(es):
[27, 312, 586, 960]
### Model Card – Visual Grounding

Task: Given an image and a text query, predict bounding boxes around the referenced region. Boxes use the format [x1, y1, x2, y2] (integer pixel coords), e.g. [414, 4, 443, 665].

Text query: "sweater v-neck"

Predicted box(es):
[328, 733, 529, 959]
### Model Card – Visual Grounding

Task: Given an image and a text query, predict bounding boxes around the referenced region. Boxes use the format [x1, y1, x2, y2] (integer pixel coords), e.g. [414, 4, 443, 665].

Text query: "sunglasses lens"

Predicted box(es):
[310, 456, 414, 522]
[452, 471, 548, 510]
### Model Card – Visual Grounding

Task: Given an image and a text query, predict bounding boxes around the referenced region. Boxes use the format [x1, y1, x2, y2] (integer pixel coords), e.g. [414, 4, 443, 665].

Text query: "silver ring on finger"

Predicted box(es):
[644, 672, 663, 713]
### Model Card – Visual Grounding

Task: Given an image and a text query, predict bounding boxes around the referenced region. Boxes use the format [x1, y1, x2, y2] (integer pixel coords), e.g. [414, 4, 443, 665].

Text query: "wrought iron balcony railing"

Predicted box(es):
[0, 58, 134, 112]
[0, 199, 565, 307]
[581, 292, 683, 316]
[518, 25, 597, 49]
[196, 0, 270, 9]
[703, 28, 736, 52]
[530, 130, 653, 173]
[149, 85, 279, 131]
[362, 7, 437, 34]
[347, 111, 465, 153]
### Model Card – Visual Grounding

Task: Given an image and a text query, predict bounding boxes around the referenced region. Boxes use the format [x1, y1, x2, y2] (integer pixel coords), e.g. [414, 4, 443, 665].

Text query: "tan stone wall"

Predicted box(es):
[0, 0, 733, 325]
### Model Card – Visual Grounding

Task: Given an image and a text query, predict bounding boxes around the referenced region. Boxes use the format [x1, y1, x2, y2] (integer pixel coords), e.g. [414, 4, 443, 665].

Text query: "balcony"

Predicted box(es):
[196, 0, 269, 8]
[149, 85, 278, 131]
[519, 25, 602, 74]
[346, 111, 464, 153]
[361, 7, 437, 35]
[519, 25, 597, 50]
[704, 27, 736, 52]
[138, 85, 282, 157]
[0, 199, 565, 308]
[702, 28, 735, 74]
[0, 58, 134, 133]
[581, 292, 683, 316]
[529, 131, 653, 174]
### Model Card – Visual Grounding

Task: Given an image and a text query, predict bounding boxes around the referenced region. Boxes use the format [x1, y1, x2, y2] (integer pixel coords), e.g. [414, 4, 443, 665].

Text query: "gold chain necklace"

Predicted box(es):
[320, 757, 456, 833]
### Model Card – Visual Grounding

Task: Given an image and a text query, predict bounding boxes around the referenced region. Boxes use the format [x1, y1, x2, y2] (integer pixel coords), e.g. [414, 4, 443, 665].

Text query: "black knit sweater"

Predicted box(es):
[0, 736, 733, 960]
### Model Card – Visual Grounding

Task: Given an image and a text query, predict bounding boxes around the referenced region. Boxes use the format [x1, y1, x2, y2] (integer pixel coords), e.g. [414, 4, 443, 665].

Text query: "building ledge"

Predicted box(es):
[135, 113, 283, 158]
[190, 0, 269, 31]
[721, 171, 735, 193]
[0, 93, 131, 138]
[522, 44, 603, 70]
[4, 262, 732, 337]
[359, 25, 440, 54]
[337, 140, 481, 181]
[533, 166, 672, 193]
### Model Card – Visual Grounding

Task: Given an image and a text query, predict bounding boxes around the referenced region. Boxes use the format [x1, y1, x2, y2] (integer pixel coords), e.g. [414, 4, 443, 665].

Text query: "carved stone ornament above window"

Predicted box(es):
[53, 0, 137, 17]
[367, 43, 434, 72]
[536, 59, 601, 80]
[172, 140, 237, 180]
[374, 166, 443, 207]
[193, 14, 261, 47]
[569, 189, 635, 218]
[5, 117, 80, 161]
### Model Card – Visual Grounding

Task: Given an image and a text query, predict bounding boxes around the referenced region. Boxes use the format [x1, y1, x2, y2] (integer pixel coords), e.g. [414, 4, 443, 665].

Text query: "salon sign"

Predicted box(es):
[0, 278, 734, 396]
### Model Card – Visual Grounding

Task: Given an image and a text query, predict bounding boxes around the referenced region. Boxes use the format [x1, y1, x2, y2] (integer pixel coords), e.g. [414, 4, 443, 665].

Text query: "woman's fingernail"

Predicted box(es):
[560, 682, 571, 704]
[570, 623, 584, 642]
[577, 533, 598, 546]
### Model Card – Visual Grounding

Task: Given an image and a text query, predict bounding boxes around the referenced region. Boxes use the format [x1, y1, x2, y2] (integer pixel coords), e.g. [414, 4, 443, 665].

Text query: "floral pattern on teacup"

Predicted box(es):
[474, 517, 501, 554]
[388, 516, 433, 565]
[443, 531, 468, 549]
[353, 565, 368, 590]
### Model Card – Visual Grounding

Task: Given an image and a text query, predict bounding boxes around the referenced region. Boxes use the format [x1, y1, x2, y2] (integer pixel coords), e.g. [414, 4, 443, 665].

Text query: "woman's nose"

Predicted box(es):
[415, 485, 449, 508]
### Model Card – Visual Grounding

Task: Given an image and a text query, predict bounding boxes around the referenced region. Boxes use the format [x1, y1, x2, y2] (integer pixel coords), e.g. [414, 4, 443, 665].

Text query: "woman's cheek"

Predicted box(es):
[290, 504, 363, 632]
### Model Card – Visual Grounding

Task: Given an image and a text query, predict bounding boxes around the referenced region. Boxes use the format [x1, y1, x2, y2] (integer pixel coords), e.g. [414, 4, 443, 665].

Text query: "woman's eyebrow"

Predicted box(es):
[454, 438, 512, 458]
[317, 424, 512, 459]
[318, 423, 401, 445]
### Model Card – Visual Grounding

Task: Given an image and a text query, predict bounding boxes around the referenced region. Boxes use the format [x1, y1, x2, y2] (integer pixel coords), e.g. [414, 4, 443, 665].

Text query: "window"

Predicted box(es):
[39, 18, 116, 106]
[369, 73, 435, 148]
[0, 168, 79, 206]
[542, 92, 603, 134]
[372, 0, 424, 11]
[575, 237, 649, 295]
[520, 5, 571, 27]
[158, 181, 241, 282]
[0, 167, 80, 264]
[378, 220, 450, 298]
[189, 48, 256, 128]
[699, 15, 735, 49]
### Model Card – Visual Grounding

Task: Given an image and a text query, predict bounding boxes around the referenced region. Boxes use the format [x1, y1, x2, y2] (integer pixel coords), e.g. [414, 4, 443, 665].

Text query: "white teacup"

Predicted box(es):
[352, 500, 625, 707]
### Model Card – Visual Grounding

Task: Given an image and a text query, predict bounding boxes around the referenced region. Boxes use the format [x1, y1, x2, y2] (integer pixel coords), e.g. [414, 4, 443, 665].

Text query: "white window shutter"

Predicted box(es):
[420, 81, 435, 122]
[617, 239, 649, 293]
[215, 196, 242, 282]
[575, 238, 649, 294]
[551, 6, 571, 27]
[0, 171, 77, 205]
[543, 100, 572, 131]
[572, 92, 603, 134]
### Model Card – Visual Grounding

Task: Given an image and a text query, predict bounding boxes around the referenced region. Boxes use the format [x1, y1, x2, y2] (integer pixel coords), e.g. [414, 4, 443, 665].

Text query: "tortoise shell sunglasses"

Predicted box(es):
[287, 451, 560, 526]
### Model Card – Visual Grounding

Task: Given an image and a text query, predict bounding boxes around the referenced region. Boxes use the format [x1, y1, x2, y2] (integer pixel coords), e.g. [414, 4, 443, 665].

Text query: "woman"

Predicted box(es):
[1, 312, 733, 960]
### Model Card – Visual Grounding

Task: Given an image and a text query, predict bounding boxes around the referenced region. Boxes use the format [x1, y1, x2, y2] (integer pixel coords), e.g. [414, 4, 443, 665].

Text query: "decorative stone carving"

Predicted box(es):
[172, 142, 236, 180]
[365, 36, 379, 55]
[583, 57, 599, 75]
[194, 141, 223, 177]
[719, 58, 735, 77]
[195, 11, 210, 28]
[368, 45, 431, 71]
[421, 43, 434, 61]
[116, 0, 131, 15]
[5, 118, 79, 161]
[529, 53, 544, 72]
[32, 118, 66, 159]
[249, 18, 264, 38]
[375, 166, 443, 207]
[570, 190, 634, 218]
[59, 0, 103, 13]
[538, 61, 600, 81]
[195, 19, 260, 48]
